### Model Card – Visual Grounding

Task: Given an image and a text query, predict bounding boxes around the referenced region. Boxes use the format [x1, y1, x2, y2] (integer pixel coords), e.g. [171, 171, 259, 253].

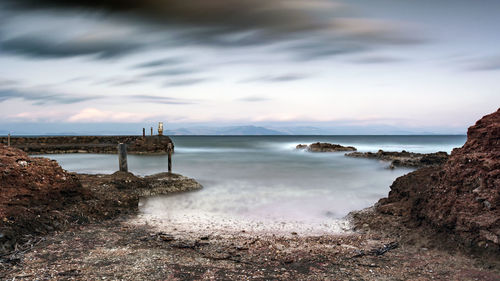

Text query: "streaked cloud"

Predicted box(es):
[0, 0, 426, 60]
[237, 96, 271, 102]
[130, 94, 196, 104]
[0, 32, 142, 59]
[93, 77, 147, 87]
[132, 58, 185, 69]
[241, 74, 308, 83]
[163, 78, 207, 87]
[0, 87, 101, 105]
[142, 68, 200, 78]
[0, 78, 20, 87]
[348, 55, 405, 64]
[464, 56, 500, 71]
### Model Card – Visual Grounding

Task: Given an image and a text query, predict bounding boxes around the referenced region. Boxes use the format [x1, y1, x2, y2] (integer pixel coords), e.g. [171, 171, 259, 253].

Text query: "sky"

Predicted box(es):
[0, 0, 499, 134]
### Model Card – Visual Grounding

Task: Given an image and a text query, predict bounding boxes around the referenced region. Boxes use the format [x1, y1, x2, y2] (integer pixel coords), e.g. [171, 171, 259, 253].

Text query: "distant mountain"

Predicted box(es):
[0, 122, 466, 136]
[166, 125, 284, 135]
[216, 126, 283, 135]
[269, 126, 325, 135]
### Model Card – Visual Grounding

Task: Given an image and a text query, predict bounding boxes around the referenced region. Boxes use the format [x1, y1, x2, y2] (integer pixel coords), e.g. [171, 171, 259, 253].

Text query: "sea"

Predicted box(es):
[42, 135, 466, 235]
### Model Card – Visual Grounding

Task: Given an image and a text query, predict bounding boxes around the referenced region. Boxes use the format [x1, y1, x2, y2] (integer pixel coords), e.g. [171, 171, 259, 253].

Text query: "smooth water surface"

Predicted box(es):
[44, 135, 466, 234]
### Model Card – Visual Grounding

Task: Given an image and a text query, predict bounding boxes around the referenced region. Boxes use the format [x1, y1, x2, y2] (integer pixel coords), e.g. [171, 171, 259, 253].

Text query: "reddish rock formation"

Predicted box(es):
[0, 144, 202, 255]
[0, 145, 86, 253]
[378, 108, 500, 251]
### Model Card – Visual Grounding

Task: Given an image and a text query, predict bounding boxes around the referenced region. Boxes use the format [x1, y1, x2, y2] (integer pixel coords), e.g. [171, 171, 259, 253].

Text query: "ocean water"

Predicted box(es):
[43, 135, 466, 235]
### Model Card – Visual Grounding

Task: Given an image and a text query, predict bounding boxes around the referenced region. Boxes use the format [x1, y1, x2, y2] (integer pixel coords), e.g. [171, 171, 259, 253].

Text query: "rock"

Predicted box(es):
[0, 144, 202, 255]
[376, 108, 500, 252]
[141, 173, 203, 196]
[297, 142, 357, 152]
[346, 150, 449, 168]
[0, 145, 85, 254]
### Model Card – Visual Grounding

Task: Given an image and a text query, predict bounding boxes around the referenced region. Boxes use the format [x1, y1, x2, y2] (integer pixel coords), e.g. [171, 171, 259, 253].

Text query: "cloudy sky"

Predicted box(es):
[0, 0, 499, 134]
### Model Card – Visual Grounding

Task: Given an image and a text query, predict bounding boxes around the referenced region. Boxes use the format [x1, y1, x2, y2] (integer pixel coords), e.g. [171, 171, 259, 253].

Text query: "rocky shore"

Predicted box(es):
[375, 108, 499, 254]
[345, 150, 449, 168]
[0, 145, 200, 256]
[0, 135, 174, 154]
[1, 109, 499, 280]
[296, 142, 357, 152]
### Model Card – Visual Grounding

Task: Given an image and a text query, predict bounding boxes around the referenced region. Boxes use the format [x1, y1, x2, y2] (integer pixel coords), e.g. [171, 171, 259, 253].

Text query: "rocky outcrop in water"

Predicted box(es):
[0, 135, 174, 155]
[346, 150, 449, 168]
[296, 142, 357, 152]
[377, 108, 500, 252]
[105, 171, 202, 197]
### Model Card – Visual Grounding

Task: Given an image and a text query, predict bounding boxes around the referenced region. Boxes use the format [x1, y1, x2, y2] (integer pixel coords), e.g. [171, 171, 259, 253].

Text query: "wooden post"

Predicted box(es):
[167, 143, 173, 173]
[117, 143, 128, 172]
[142, 128, 145, 138]
[7, 133, 10, 147]
[151, 127, 153, 136]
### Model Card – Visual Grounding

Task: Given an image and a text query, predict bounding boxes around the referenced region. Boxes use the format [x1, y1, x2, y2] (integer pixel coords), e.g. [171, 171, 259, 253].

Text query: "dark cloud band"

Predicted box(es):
[0, 0, 426, 60]
[0, 88, 101, 105]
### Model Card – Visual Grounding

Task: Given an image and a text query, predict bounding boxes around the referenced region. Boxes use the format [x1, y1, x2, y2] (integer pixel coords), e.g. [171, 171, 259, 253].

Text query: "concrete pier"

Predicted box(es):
[0, 135, 174, 155]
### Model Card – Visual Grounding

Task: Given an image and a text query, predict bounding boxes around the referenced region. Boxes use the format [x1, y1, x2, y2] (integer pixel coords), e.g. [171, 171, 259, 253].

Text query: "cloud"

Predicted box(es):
[347, 55, 405, 64]
[142, 68, 200, 77]
[2, 0, 342, 32]
[0, 84, 198, 106]
[0, 78, 19, 87]
[0, 0, 426, 60]
[132, 58, 184, 69]
[241, 74, 308, 83]
[68, 108, 156, 122]
[330, 18, 423, 45]
[7, 111, 67, 122]
[0, 33, 142, 59]
[464, 56, 500, 71]
[237, 96, 270, 102]
[163, 78, 207, 87]
[130, 94, 196, 104]
[0, 87, 101, 105]
[93, 77, 147, 86]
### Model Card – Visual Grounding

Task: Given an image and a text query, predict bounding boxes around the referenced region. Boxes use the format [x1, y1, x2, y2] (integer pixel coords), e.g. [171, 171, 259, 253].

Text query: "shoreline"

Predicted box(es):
[1, 108, 499, 279]
[4, 201, 499, 280]
[2, 166, 498, 280]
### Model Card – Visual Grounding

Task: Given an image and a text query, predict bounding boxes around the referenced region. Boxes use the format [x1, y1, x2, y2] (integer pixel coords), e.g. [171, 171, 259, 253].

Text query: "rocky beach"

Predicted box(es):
[0, 109, 499, 280]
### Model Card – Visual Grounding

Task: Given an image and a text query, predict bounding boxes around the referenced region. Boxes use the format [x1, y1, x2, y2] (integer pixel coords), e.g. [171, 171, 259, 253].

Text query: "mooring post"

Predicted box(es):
[142, 128, 145, 138]
[7, 133, 10, 147]
[167, 143, 173, 173]
[117, 143, 128, 172]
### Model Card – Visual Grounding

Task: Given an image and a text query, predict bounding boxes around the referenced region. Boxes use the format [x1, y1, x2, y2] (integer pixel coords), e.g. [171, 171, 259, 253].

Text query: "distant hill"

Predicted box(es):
[166, 125, 284, 135]
[217, 126, 283, 135]
[0, 122, 466, 136]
